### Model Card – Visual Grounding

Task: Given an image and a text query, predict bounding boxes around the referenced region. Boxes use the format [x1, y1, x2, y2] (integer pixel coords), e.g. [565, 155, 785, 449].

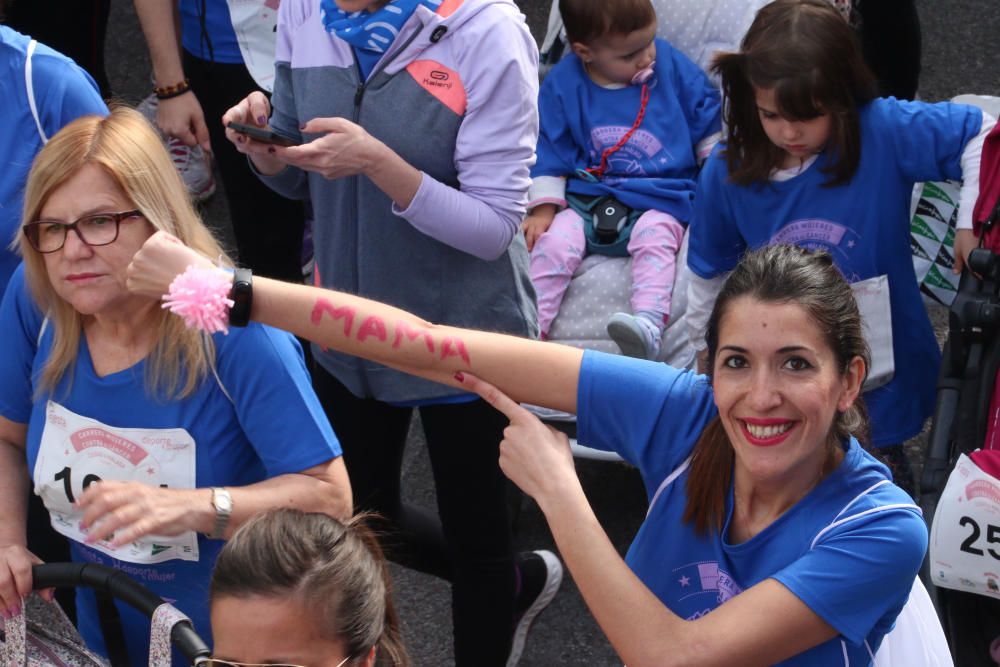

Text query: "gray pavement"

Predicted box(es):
[96, 1, 1000, 664]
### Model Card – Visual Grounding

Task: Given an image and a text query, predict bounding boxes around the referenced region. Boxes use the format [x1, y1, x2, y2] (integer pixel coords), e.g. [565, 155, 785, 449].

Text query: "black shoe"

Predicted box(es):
[508, 550, 563, 667]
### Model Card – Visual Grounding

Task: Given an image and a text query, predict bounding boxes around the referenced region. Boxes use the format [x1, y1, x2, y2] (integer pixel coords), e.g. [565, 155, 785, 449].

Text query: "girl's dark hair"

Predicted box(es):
[558, 0, 656, 45]
[683, 244, 871, 534]
[712, 0, 877, 186]
[210, 509, 410, 667]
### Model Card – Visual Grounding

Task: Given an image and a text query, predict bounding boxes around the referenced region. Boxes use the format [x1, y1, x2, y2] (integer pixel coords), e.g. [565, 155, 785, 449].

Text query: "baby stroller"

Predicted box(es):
[0, 562, 210, 666]
[921, 113, 1000, 667]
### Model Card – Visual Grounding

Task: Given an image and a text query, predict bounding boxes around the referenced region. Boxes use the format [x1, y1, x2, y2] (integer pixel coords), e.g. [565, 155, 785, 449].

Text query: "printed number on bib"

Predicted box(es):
[34, 401, 199, 564]
[930, 453, 1000, 599]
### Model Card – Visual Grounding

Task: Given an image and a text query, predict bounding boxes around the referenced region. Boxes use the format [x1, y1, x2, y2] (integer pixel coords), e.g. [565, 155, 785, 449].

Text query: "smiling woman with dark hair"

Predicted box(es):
[131, 235, 928, 666]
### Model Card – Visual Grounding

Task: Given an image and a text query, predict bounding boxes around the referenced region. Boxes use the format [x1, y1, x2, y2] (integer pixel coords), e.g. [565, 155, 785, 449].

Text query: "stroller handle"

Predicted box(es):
[32, 562, 211, 663]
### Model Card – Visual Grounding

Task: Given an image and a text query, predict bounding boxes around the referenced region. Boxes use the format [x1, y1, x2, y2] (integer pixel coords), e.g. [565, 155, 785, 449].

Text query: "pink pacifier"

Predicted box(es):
[631, 66, 654, 86]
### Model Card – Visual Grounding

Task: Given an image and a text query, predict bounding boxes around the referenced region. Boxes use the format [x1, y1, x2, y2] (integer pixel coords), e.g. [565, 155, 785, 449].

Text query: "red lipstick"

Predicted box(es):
[739, 418, 796, 447]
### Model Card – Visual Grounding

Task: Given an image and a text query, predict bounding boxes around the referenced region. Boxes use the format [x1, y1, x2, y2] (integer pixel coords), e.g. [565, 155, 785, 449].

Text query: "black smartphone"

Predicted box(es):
[227, 121, 300, 147]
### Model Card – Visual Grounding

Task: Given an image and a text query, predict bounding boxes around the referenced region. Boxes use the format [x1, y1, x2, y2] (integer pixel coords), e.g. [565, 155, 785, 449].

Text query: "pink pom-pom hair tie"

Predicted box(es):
[162, 265, 234, 334]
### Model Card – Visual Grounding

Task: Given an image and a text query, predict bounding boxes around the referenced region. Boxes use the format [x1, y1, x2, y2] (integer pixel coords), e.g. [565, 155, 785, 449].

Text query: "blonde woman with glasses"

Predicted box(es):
[0, 107, 350, 665]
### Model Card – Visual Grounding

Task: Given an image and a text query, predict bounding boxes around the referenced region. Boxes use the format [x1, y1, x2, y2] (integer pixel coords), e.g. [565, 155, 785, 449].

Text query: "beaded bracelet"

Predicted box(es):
[153, 79, 191, 100]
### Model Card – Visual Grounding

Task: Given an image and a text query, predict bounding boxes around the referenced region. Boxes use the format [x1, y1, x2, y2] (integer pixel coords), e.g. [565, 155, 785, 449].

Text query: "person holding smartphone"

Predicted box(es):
[132, 0, 306, 285]
[221, 1, 559, 665]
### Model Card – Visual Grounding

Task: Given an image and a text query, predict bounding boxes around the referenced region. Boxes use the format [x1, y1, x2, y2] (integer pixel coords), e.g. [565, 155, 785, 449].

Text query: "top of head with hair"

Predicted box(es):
[211, 509, 410, 667]
[736, 0, 874, 120]
[558, 0, 656, 45]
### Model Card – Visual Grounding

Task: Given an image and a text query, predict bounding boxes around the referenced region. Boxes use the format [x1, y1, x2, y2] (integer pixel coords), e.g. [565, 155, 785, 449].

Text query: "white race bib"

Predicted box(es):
[33, 401, 199, 564]
[226, 0, 279, 92]
[852, 274, 894, 392]
[929, 453, 1000, 600]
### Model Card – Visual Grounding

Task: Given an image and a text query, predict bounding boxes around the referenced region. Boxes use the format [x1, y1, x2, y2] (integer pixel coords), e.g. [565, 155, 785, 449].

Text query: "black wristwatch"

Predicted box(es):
[229, 268, 253, 327]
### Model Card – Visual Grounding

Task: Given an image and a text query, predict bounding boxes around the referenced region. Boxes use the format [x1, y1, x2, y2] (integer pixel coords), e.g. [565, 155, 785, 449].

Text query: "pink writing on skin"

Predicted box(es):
[393, 320, 436, 354]
[357, 316, 388, 342]
[309, 298, 471, 366]
[440, 337, 471, 366]
[311, 298, 356, 336]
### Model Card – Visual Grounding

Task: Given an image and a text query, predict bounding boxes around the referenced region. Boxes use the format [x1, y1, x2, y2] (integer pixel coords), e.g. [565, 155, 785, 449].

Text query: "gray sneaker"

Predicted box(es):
[607, 312, 660, 360]
[137, 93, 216, 202]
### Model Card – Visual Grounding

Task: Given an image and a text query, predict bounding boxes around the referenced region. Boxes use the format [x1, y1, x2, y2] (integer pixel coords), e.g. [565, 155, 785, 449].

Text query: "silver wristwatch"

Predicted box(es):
[208, 487, 233, 539]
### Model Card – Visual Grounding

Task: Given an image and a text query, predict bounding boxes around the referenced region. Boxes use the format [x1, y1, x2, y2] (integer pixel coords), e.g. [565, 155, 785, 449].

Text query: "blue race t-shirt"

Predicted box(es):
[576, 350, 927, 664]
[532, 38, 721, 222]
[688, 97, 983, 447]
[0, 265, 342, 665]
[0, 26, 107, 298]
[179, 0, 244, 64]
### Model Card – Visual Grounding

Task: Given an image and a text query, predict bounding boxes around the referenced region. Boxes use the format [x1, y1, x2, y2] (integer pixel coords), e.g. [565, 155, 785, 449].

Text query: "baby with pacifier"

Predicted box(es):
[522, 0, 721, 360]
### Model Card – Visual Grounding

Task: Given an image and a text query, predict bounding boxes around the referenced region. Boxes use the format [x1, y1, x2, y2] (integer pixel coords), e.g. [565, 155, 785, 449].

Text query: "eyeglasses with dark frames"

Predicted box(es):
[22, 210, 145, 253]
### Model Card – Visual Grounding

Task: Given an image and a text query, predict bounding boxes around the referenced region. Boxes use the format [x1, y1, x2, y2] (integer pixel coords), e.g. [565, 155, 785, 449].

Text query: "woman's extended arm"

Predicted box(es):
[127, 232, 583, 412]
[463, 375, 840, 667]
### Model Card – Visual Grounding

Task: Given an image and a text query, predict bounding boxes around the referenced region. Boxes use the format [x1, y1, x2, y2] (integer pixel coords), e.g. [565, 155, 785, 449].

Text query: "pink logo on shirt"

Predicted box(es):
[406, 60, 467, 116]
[70, 428, 148, 466]
[435, 0, 463, 18]
[966, 479, 1000, 505]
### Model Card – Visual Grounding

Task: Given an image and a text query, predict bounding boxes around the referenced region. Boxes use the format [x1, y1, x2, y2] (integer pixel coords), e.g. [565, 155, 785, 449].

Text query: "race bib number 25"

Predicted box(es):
[930, 453, 1000, 599]
[33, 401, 199, 564]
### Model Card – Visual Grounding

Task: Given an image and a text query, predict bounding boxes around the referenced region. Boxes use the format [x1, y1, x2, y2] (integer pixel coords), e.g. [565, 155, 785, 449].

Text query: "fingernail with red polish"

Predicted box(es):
[268, 147, 276, 154]
[257, 116, 267, 125]
[454, 372, 465, 383]
[299, 123, 307, 130]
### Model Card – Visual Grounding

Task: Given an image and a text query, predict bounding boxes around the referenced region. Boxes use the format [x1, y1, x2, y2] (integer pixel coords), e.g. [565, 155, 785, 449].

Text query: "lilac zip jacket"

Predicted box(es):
[259, 0, 540, 402]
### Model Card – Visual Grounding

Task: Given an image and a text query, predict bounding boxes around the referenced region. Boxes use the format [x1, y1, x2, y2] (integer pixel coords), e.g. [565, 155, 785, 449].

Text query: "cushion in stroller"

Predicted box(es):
[546, 233, 695, 370]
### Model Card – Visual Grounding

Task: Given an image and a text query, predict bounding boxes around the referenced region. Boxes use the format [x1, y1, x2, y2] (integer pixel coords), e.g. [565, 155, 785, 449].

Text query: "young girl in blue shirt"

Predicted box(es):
[686, 0, 995, 492]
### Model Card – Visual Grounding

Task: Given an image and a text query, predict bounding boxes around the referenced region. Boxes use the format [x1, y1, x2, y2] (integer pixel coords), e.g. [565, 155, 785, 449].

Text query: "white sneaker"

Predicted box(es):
[508, 550, 563, 667]
[137, 93, 216, 202]
[169, 139, 216, 202]
[607, 312, 661, 360]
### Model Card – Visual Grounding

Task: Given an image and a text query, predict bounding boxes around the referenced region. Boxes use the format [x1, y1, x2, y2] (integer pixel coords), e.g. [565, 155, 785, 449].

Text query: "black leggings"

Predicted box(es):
[182, 52, 306, 284]
[313, 368, 515, 666]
